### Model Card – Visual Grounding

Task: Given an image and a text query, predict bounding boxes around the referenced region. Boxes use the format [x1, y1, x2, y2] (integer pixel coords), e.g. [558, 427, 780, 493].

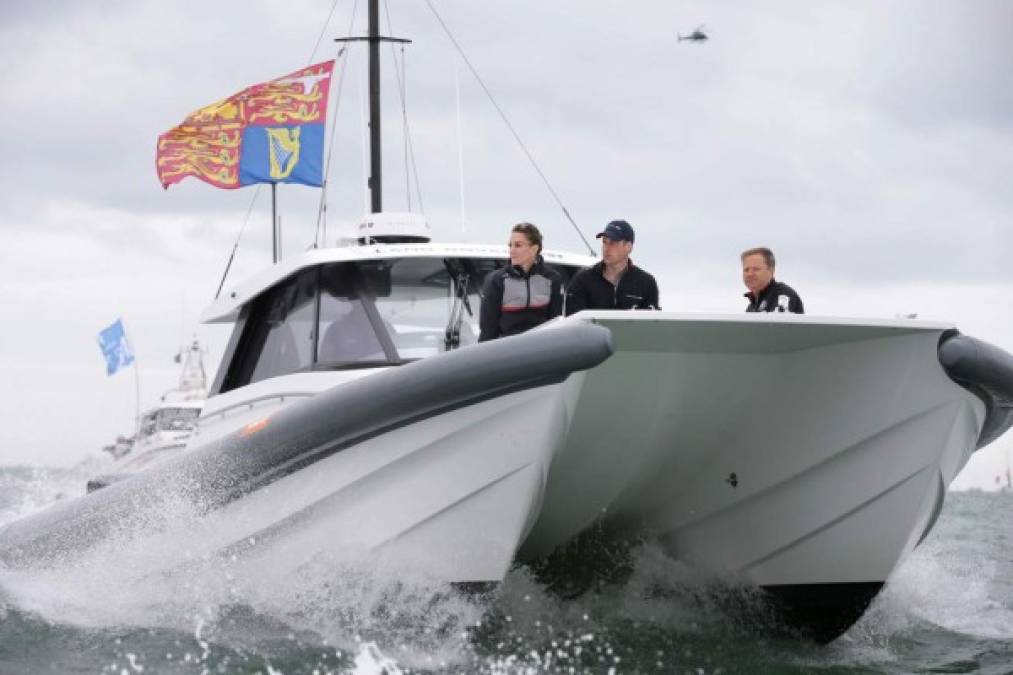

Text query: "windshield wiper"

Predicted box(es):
[444, 270, 470, 351]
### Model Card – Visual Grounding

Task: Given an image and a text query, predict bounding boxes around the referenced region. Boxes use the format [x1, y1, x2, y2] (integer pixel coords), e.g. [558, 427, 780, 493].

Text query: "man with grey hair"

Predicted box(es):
[741, 247, 804, 313]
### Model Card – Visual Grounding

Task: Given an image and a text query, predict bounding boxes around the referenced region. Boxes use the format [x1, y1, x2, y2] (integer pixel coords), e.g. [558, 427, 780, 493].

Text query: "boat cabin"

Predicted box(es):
[202, 238, 595, 397]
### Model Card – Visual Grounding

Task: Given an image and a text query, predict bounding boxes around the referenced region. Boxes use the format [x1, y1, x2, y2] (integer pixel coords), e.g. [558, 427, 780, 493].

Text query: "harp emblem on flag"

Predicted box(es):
[267, 127, 301, 179]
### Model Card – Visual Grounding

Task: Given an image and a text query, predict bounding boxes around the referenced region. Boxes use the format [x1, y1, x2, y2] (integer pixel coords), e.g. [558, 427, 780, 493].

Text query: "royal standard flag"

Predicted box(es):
[156, 61, 334, 190]
[97, 319, 135, 376]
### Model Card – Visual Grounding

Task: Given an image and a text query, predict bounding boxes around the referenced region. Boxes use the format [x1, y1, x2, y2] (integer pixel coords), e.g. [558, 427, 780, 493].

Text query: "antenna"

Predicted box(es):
[455, 62, 467, 234]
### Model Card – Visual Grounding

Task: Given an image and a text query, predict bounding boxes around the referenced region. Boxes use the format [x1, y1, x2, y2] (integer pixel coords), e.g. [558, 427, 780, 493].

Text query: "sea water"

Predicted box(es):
[1, 462, 1011, 674]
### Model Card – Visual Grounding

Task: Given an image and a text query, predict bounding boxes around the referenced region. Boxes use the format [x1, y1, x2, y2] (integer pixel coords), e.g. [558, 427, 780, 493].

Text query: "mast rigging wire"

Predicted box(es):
[316, 0, 360, 246]
[215, 0, 346, 299]
[308, 0, 343, 65]
[214, 185, 262, 300]
[422, 0, 595, 255]
[314, 44, 351, 247]
[383, 0, 425, 214]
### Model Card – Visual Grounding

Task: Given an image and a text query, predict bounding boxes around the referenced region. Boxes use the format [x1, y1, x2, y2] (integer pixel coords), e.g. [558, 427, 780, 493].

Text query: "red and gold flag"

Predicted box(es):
[156, 61, 334, 190]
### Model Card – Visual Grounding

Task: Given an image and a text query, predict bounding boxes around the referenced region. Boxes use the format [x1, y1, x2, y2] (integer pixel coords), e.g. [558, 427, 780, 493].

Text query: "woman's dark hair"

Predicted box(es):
[512, 222, 543, 256]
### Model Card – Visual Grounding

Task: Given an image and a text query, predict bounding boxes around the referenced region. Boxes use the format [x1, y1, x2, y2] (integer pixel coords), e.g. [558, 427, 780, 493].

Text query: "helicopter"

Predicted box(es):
[678, 25, 708, 42]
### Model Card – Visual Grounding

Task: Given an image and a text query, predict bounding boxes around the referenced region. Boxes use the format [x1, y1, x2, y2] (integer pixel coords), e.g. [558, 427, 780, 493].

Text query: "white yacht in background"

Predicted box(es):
[4, 1, 1013, 645]
[99, 434, 133, 461]
[87, 340, 208, 492]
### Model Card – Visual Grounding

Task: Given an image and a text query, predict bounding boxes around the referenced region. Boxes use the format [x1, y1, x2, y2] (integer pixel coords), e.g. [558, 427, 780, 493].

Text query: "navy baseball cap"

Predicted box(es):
[595, 220, 635, 243]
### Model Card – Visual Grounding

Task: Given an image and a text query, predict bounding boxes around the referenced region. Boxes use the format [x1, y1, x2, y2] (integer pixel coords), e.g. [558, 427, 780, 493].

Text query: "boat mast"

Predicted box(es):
[336, 0, 410, 215]
[368, 0, 382, 214]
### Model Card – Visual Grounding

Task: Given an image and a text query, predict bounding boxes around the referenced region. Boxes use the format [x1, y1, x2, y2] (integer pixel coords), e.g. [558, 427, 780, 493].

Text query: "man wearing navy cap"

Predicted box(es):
[565, 220, 660, 314]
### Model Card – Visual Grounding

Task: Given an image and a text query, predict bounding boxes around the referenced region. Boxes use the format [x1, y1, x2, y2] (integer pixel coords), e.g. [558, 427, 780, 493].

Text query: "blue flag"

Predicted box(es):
[97, 319, 134, 376]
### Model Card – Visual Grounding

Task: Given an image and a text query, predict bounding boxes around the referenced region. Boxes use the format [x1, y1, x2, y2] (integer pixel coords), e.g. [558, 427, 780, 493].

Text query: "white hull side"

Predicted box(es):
[522, 314, 984, 587]
[155, 383, 569, 583]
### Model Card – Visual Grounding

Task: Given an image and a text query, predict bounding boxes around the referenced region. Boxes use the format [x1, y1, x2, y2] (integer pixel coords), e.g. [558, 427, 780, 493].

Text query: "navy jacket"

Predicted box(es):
[479, 258, 563, 341]
[565, 261, 660, 314]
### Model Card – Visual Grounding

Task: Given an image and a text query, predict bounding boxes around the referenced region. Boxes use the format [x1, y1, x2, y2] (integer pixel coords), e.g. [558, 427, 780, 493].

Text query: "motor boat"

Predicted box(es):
[87, 339, 209, 492]
[4, 2, 1013, 644]
[162, 235, 1013, 641]
[4, 216, 1012, 640]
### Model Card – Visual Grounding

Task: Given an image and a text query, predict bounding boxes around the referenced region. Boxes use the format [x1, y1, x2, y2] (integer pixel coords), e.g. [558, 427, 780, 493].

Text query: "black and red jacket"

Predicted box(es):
[479, 257, 563, 341]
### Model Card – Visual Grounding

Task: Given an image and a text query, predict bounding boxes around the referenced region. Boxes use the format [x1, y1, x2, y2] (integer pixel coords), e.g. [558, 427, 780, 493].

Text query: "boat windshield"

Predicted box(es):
[219, 257, 577, 391]
[315, 258, 481, 362]
[367, 258, 477, 359]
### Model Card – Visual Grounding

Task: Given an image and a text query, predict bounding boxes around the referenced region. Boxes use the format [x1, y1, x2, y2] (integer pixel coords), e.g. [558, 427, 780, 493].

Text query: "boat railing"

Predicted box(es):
[200, 391, 317, 425]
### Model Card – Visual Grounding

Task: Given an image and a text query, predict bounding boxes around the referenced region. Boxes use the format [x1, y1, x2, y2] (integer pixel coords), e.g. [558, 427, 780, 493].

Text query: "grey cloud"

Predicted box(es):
[2, 0, 1011, 288]
[863, 1, 1013, 131]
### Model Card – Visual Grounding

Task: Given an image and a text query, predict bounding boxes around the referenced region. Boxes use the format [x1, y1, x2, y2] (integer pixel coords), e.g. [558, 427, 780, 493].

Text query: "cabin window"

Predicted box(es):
[216, 257, 587, 392]
[365, 258, 461, 358]
[242, 269, 318, 386]
[317, 264, 388, 364]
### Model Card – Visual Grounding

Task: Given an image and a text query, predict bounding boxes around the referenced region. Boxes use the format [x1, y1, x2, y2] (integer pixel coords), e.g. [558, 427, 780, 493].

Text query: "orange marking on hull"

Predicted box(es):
[241, 417, 270, 437]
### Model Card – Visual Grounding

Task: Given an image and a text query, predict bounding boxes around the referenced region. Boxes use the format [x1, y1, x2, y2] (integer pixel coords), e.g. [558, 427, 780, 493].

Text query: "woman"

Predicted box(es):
[479, 222, 563, 342]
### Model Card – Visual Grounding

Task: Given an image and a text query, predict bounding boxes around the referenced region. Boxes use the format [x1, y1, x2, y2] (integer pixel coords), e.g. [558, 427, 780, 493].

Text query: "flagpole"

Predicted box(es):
[121, 327, 141, 433]
[133, 359, 141, 434]
[271, 182, 280, 263]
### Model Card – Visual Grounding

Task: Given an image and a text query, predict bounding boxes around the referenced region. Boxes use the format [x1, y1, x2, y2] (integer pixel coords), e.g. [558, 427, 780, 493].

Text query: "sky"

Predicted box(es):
[0, 1, 1011, 489]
